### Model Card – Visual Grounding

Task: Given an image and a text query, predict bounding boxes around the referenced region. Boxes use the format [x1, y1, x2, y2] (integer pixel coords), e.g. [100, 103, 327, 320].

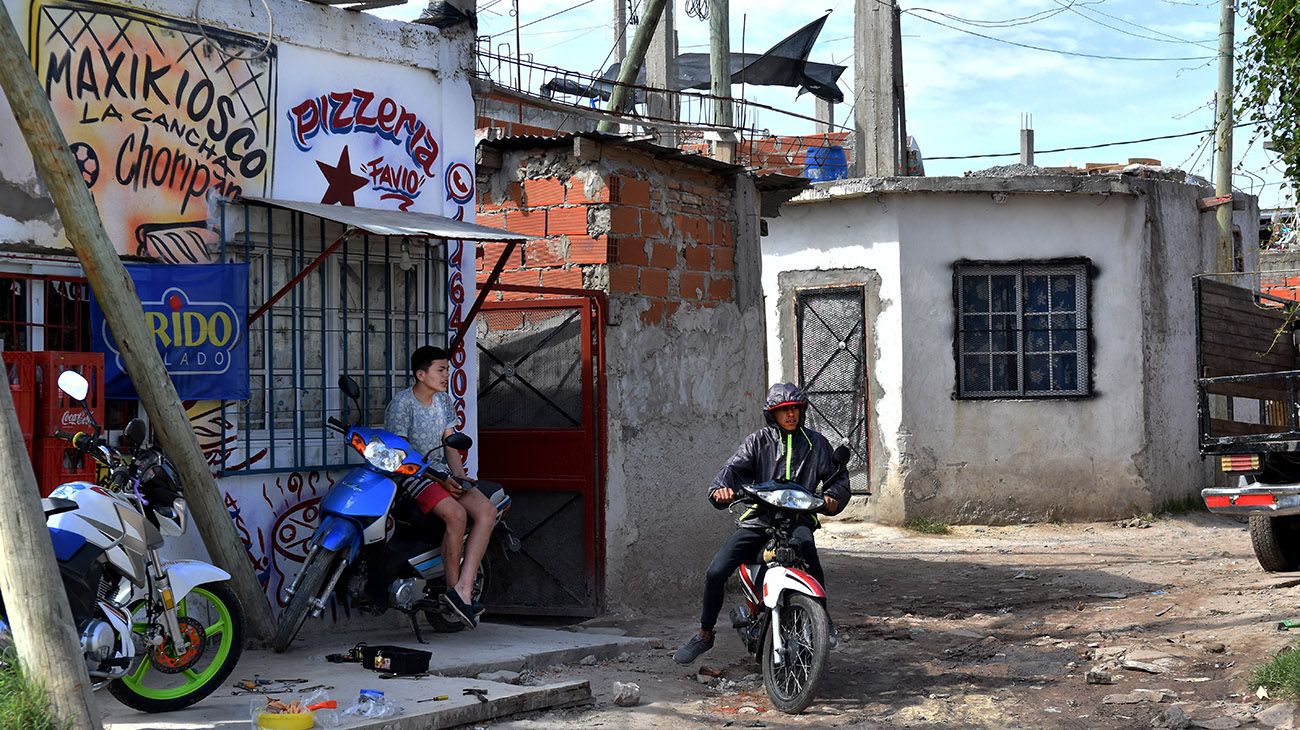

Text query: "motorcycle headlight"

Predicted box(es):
[756, 488, 822, 511]
[363, 439, 407, 473]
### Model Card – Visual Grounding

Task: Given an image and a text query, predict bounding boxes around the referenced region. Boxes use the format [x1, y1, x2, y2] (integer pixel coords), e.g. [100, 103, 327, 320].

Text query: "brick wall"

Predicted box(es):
[475, 142, 740, 326]
[683, 131, 853, 178]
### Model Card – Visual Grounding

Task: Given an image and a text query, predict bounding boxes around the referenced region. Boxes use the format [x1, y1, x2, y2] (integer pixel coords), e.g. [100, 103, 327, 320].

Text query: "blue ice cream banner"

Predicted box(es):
[91, 263, 250, 400]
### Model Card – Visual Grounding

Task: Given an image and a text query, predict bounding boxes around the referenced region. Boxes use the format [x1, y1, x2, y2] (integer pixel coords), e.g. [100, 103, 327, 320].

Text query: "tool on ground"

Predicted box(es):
[1278, 619, 1300, 630]
[417, 695, 450, 703]
[463, 688, 488, 704]
[379, 672, 431, 680]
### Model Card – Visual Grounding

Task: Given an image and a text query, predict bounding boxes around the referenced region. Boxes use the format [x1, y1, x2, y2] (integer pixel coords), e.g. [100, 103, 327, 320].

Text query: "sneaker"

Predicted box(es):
[673, 633, 715, 665]
[828, 618, 840, 650]
[442, 588, 478, 628]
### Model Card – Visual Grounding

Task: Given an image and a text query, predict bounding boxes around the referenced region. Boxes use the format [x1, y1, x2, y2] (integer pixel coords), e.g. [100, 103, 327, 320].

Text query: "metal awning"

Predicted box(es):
[240, 196, 525, 242]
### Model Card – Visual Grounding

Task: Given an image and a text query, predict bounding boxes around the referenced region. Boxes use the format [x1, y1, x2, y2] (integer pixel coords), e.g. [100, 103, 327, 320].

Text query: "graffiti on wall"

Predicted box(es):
[223, 470, 335, 608]
[30, 0, 276, 262]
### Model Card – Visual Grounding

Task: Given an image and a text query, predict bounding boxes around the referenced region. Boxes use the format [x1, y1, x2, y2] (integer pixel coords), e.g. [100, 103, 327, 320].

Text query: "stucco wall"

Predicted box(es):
[762, 197, 904, 522]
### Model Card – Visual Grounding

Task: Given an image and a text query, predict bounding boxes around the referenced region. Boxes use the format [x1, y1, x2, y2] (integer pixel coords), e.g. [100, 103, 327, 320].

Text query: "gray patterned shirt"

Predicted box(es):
[384, 388, 457, 472]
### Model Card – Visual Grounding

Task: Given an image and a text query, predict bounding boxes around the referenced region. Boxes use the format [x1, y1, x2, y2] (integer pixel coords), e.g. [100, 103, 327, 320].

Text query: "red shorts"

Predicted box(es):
[415, 480, 453, 512]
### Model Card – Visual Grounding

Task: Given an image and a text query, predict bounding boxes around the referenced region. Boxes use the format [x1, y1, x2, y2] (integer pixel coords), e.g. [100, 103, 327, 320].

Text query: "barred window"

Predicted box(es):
[219, 202, 447, 474]
[954, 261, 1091, 399]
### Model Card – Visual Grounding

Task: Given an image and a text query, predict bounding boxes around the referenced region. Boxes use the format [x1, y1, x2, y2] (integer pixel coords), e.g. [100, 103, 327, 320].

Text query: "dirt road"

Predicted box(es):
[490, 514, 1300, 729]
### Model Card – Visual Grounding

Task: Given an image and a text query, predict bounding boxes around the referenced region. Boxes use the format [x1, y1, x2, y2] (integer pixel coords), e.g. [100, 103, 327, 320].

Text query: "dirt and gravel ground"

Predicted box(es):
[485, 513, 1300, 729]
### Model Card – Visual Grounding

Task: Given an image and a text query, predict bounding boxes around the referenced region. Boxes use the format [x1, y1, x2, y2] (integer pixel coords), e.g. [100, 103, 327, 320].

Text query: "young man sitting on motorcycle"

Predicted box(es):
[385, 345, 497, 627]
[673, 382, 851, 665]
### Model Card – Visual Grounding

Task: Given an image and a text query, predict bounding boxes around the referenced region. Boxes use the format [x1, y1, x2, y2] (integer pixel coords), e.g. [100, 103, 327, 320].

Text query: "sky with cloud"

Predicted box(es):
[375, 0, 1293, 210]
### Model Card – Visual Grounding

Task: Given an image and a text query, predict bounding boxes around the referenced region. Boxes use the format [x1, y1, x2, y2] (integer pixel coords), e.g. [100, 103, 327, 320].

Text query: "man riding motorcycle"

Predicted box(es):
[674, 383, 851, 665]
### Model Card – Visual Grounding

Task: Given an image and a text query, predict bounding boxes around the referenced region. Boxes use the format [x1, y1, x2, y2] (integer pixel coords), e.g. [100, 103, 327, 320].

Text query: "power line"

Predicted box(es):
[906, 9, 1217, 62]
[486, 0, 596, 40]
[1052, 0, 1218, 49]
[927, 120, 1263, 161]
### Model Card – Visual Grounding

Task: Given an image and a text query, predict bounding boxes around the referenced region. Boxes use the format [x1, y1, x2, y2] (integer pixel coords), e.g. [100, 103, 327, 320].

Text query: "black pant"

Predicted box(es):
[699, 525, 824, 631]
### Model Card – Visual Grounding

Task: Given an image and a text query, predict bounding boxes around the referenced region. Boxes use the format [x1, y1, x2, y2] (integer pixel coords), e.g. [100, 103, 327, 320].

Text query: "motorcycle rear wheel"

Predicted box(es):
[109, 583, 245, 713]
[762, 593, 830, 714]
[272, 548, 337, 653]
[424, 563, 487, 633]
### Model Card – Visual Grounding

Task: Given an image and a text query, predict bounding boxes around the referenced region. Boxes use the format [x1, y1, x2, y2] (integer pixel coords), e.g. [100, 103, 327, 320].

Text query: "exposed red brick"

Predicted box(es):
[649, 243, 677, 269]
[610, 206, 640, 233]
[541, 268, 583, 289]
[713, 245, 734, 272]
[640, 210, 664, 239]
[570, 177, 610, 204]
[523, 177, 566, 207]
[641, 268, 669, 297]
[501, 182, 522, 209]
[683, 245, 710, 271]
[613, 237, 648, 266]
[609, 265, 639, 293]
[567, 236, 608, 264]
[680, 271, 707, 300]
[510, 208, 547, 237]
[499, 270, 540, 287]
[524, 240, 565, 268]
[475, 211, 507, 230]
[664, 300, 680, 320]
[616, 176, 651, 207]
[707, 276, 734, 302]
[639, 298, 665, 326]
[480, 242, 523, 270]
[547, 206, 590, 236]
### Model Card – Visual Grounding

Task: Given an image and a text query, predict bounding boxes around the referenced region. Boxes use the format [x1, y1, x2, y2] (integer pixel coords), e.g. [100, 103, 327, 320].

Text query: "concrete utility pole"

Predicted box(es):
[0, 359, 101, 728]
[708, 0, 732, 127]
[647, 0, 678, 145]
[613, 0, 627, 61]
[1021, 114, 1035, 166]
[815, 98, 835, 135]
[854, 0, 900, 176]
[1213, 0, 1236, 272]
[598, 0, 669, 132]
[0, 3, 275, 641]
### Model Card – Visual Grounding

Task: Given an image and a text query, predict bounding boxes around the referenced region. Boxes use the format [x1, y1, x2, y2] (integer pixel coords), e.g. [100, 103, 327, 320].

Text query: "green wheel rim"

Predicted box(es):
[119, 587, 234, 701]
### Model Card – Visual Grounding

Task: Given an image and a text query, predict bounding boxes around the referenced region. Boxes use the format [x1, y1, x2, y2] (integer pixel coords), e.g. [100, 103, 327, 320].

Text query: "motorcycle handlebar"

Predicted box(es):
[326, 417, 347, 433]
[54, 430, 76, 441]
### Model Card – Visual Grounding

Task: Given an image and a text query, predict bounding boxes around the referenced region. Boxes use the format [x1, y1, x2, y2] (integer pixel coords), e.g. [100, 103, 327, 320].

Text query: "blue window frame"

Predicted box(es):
[954, 260, 1091, 399]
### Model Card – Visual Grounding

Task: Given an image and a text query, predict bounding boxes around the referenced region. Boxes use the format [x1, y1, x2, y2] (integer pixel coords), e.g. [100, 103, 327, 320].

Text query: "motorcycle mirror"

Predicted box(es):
[445, 432, 473, 451]
[124, 418, 148, 447]
[832, 445, 851, 467]
[338, 375, 361, 400]
[57, 370, 89, 402]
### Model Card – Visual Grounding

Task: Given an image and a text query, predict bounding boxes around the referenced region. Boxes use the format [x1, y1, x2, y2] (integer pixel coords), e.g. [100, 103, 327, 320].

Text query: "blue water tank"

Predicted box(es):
[804, 145, 848, 182]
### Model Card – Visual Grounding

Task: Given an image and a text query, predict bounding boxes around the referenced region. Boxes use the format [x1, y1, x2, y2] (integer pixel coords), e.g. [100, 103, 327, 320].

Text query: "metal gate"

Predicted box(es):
[795, 286, 870, 482]
[476, 298, 603, 615]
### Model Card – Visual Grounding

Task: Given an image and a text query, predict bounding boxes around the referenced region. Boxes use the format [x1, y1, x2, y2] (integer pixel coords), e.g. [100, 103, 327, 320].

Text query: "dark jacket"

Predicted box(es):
[709, 425, 851, 527]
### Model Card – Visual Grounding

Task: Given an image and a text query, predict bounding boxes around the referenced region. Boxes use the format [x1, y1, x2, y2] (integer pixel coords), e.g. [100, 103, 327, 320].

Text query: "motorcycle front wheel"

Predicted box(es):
[761, 593, 830, 714]
[272, 548, 338, 653]
[109, 583, 245, 713]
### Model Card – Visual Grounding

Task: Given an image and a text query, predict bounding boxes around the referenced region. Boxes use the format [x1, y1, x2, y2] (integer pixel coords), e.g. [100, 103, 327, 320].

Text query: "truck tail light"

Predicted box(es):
[1220, 454, 1261, 473]
[1235, 493, 1277, 507]
[1205, 495, 1231, 508]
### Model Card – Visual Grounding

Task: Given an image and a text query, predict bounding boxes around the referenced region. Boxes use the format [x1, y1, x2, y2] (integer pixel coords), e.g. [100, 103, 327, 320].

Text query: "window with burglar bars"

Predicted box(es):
[795, 286, 870, 478]
[218, 202, 448, 473]
[954, 261, 1091, 399]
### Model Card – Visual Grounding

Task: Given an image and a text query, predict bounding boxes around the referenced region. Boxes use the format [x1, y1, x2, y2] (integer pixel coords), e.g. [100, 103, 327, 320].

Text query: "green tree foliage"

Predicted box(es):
[1238, 0, 1300, 185]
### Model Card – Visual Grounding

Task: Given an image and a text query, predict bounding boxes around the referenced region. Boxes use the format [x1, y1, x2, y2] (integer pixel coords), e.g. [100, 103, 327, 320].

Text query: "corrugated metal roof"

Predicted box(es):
[240, 197, 525, 241]
[478, 131, 748, 174]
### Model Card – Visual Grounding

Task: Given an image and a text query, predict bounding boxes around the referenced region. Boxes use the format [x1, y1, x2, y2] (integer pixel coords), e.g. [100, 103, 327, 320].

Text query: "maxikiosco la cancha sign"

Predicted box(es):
[91, 263, 249, 400]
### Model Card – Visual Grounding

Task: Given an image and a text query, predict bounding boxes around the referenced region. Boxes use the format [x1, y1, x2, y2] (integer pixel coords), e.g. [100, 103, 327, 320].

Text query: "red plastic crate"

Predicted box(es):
[30, 351, 104, 438]
[2, 352, 36, 444]
[34, 436, 95, 497]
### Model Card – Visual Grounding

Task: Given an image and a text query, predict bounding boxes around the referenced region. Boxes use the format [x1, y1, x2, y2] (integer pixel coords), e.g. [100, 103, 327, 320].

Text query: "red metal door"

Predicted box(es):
[477, 299, 603, 615]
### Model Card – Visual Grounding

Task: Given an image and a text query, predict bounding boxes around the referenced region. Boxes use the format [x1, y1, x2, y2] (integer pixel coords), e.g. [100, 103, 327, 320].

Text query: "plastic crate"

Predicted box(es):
[34, 436, 95, 497]
[30, 351, 104, 438]
[2, 352, 37, 444]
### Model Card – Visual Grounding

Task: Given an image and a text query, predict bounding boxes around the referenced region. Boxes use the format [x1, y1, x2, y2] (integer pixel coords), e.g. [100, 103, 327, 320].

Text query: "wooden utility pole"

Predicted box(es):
[597, 0, 669, 131]
[854, 0, 900, 176]
[708, 0, 732, 127]
[1213, 0, 1236, 272]
[0, 360, 101, 728]
[0, 3, 275, 641]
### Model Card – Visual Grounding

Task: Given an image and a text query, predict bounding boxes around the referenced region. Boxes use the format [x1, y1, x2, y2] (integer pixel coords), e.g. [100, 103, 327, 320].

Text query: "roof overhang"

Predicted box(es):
[240, 196, 525, 241]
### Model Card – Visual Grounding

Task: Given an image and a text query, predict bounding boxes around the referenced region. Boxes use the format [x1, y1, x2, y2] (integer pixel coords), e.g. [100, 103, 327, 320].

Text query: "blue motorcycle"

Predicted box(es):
[271, 376, 517, 652]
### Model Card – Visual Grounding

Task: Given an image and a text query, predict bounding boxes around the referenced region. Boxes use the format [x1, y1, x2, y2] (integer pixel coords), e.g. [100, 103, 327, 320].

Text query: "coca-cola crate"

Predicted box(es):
[34, 436, 95, 497]
[2, 352, 36, 444]
[30, 351, 104, 438]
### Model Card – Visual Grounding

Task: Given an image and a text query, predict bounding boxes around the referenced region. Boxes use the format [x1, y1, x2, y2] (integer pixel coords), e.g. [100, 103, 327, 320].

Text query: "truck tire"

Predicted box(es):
[1249, 515, 1300, 572]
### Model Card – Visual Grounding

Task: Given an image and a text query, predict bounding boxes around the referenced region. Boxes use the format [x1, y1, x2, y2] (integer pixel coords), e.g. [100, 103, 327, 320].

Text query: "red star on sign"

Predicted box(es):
[316, 145, 368, 206]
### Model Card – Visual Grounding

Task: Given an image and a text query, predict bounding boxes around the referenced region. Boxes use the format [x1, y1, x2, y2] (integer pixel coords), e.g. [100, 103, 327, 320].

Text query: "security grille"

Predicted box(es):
[796, 286, 869, 480]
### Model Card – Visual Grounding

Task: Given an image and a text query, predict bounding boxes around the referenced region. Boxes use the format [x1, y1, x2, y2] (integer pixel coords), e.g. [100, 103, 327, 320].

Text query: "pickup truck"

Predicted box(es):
[1197, 276, 1300, 570]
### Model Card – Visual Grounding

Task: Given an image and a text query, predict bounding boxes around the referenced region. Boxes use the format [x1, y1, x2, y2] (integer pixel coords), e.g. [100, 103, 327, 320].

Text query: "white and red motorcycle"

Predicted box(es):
[0, 371, 244, 713]
[728, 446, 849, 714]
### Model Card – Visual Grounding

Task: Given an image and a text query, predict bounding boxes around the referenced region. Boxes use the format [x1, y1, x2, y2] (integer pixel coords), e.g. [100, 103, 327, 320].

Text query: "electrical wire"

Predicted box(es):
[905, 10, 1217, 62]
[927, 120, 1264, 161]
[486, 0, 596, 40]
[1055, 0, 1218, 49]
[685, 0, 709, 21]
